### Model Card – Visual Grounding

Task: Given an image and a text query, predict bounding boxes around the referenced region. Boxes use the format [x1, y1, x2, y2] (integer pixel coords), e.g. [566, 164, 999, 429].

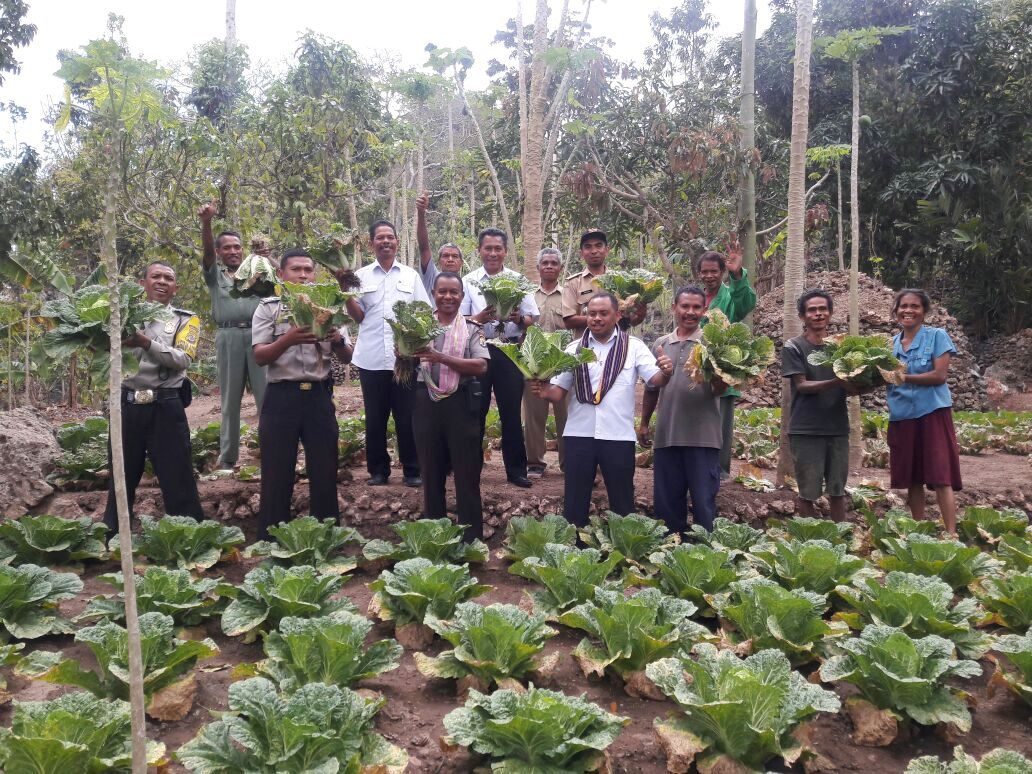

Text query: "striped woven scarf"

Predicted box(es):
[421, 317, 471, 401]
[574, 328, 628, 405]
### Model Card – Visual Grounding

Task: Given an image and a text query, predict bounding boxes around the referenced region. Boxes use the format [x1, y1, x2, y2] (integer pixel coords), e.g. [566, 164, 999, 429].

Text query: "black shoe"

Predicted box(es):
[367, 474, 389, 486]
[507, 475, 533, 488]
[403, 475, 422, 487]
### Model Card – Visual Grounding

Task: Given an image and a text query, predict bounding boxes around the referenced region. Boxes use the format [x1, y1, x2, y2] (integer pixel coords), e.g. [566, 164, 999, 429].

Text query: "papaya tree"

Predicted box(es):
[55, 16, 173, 769]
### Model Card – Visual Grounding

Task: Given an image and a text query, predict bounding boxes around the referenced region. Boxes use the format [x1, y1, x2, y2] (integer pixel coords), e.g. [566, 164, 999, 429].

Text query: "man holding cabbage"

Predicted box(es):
[562, 229, 647, 336]
[459, 228, 540, 488]
[528, 292, 674, 526]
[198, 200, 268, 471]
[251, 249, 353, 539]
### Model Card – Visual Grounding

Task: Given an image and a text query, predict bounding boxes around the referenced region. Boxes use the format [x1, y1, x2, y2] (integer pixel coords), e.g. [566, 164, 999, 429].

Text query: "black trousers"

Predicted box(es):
[480, 344, 528, 479]
[653, 446, 720, 532]
[412, 387, 483, 541]
[103, 397, 204, 532]
[257, 381, 339, 539]
[358, 368, 419, 479]
[562, 436, 636, 527]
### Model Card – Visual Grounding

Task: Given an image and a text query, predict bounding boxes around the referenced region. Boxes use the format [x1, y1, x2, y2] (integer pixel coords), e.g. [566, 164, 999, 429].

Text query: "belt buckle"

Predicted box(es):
[299, 382, 312, 391]
[134, 389, 155, 404]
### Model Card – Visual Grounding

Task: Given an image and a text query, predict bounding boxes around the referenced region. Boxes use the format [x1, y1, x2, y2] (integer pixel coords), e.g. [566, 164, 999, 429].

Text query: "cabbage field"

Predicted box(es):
[0, 504, 1030, 772]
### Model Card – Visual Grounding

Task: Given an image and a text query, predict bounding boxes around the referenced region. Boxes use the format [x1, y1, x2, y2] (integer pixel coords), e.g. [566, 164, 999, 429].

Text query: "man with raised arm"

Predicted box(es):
[522, 248, 568, 477]
[198, 200, 267, 471]
[414, 191, 464, 295]
[529, 292, 673, 526]
[252, 249, 353, 539]
[341, 220, 431, 487]
[460, 227, 539, 488]
[103, 262, 205, 532]
[695, 237, 756, 479]
[562, 229, 646, 336]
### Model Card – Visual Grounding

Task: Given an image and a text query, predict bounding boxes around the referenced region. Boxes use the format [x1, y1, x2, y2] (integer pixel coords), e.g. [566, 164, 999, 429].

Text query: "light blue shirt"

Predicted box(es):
[887, 325, 956, 421]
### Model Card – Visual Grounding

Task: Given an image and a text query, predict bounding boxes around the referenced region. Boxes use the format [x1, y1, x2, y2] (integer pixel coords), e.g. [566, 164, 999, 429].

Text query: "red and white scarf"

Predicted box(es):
[574, 328, 628, 405]
[421, 316, 471, 401]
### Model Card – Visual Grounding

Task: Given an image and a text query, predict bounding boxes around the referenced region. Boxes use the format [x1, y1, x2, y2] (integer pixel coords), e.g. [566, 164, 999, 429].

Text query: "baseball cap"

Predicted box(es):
[579, 229, 607, 247]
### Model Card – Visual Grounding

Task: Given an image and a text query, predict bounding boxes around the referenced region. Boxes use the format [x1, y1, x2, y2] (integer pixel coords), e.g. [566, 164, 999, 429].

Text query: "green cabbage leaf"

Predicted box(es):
[494, 326, 596, 380]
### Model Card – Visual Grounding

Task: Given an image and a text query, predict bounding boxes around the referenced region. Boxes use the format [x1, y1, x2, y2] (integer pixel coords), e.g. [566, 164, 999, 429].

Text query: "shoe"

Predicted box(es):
[507, 475, 533, 488]
[403, 475, 422, 487]
[367, 474, 389, 486]
[527, 466, 545, 478]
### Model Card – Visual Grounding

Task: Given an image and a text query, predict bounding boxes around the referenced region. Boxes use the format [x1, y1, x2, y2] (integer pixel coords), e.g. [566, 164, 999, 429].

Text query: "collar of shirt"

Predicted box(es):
[537, 284, 561, 296]
[894, 324, 930, 356]
[351, 261, 428, 371]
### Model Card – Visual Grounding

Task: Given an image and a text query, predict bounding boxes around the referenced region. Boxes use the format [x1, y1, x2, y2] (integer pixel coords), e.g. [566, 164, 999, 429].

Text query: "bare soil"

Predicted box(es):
[6, 386, 1032, 772]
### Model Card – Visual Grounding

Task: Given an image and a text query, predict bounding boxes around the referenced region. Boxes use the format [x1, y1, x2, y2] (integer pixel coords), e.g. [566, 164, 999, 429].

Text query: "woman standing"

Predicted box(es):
[412, 272, 490, 541]
[886, 288, 962, 534]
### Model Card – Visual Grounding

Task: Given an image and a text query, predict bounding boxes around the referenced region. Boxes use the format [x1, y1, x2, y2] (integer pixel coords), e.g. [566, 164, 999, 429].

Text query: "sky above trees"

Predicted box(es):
[0, 0, 772, 152]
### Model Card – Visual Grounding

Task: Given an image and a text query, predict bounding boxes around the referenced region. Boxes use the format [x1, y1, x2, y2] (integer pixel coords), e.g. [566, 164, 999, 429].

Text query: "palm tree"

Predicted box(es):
[776, 0, 815, 486]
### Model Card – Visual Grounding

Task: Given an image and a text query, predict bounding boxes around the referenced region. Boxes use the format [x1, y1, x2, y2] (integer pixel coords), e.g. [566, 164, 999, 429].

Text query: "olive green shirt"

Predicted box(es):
[535, 285, 565, 333]
[647, 329, 723, 450]
[251, 298, 349, 383]
[204, 261, 262, 325]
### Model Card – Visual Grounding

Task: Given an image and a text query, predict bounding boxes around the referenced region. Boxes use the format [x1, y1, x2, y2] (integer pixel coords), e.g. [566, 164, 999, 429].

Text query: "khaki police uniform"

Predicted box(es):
[561, 268, 606, 336]
[204, 261, 268, 467]
[522, 285, 568, 471]
[104, 307, 205, 532]
[251, 297, 349, 538]
[412, 319, 490, 541]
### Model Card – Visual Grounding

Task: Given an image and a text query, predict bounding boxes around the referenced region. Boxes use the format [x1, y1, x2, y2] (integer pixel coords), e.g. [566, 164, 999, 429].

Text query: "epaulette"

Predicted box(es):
[172, 307, 196, 317]
[564, 272, 582, 282]
[259, 296, 281, 304]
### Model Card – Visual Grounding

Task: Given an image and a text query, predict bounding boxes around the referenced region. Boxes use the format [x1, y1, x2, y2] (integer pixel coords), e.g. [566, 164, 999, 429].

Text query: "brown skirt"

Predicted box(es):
[887, 407, 962, 491]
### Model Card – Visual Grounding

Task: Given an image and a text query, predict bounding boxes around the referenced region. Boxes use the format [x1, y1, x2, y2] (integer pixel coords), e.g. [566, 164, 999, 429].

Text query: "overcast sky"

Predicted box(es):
[1, 0, 771, 153]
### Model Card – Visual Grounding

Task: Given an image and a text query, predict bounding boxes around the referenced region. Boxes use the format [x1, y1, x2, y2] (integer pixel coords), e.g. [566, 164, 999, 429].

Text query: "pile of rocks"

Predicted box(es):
[978, 328, 1032, 395]
[741, 271, 988, 412]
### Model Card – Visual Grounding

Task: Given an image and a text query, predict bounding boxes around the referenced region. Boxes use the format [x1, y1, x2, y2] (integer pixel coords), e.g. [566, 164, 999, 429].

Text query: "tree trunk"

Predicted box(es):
[104, 135, 149, 772]
[847, 59, 863, 470]
[223, 0, 239, 228]
[776, 0, 814, 487]
[456, 76, 514, 244]
[343, 145, 361, 266]
[68, 352, 78, 407]
[225, 0, 237, 46]
[836, 159, 845, 271]
[446, 101, 456, 234]
[469, 178, 476, 238]
[517, 0, 551, 281]
[24, 302, 31, 403]
[738, 0, 758, 303]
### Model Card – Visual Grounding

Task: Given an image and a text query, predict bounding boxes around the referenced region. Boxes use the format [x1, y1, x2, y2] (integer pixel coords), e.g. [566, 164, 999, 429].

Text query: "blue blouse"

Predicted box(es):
[886, 325, 956, 421]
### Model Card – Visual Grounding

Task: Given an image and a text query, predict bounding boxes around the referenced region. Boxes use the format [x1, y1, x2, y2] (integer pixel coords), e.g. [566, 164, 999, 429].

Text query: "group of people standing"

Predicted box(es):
[101, 201, 964, 541]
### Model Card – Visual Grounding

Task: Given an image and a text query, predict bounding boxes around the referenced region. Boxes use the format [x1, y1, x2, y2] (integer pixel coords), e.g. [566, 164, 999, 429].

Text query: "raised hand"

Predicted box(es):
[197, 199, 218, 222]
[655, 344, 674, 376]
[415, 191, 429, 213]
[725, 231, 744, 278]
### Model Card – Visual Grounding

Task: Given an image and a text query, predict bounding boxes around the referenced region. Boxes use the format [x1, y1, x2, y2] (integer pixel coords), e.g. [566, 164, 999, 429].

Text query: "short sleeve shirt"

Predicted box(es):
[351, 260, 431, 371]
[561, 269, 604, 332]
[782, 336, 849, 436]
[887, 326, 956, 421]
[252, 298, 348, 383]
[459, 266, 540, 342]
[648, 331, 722, 449]
[535, 286, 565, 333]
[418, 259, 440, 296]
[203, 262, 262, 325]
[123, 308, 199, 390]
[552, 333, 659, 442]
[416, 319, 490, 385]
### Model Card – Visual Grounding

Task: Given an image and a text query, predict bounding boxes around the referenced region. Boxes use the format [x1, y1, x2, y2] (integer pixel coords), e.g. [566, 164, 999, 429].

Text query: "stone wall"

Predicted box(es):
[0, 408, 60, 518]
[741, 271, 988, 411]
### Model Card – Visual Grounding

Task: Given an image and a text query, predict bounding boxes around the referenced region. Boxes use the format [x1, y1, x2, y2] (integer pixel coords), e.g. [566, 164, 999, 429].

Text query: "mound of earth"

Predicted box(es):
[742, 270, 987, 411]
[979, 328, 1032, 396]
[0, 408, 60, 517]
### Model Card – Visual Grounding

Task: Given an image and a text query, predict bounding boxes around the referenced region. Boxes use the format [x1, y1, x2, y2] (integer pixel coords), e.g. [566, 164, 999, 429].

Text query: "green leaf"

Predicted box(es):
[0, 514, 108, 566]
[957, 506, 1029, 546]
[386, 300, 445, 358]
[221, 565, 355, 638]
[978, 573, 1032, 630]
[279, 281, 355, 339]
[0, 563, 82, 640]
[646, 644, 839, 770]
[502, 514, 577, 561]
[362, 518, 486, 564]
[230, 254, 279, 298]
[494, 326, 596, 380]
[580, 512, 677, 570]
[119, 515, 245, 571]
[369, 558, 489, 627]
[509, 544, 624, 616]
[472, 272, 536, 320]
[748, 539, 868, 594]
[595, 269, 665, 306]
[443, 686, 628, 771]
[877, 534, 1001, 590]
[686, 309, 775, 389]
[78, 568, 229, 628]
[905, 745, 1032, 774]
[648, 543, 740, 616]
[244, 516, 364, 574]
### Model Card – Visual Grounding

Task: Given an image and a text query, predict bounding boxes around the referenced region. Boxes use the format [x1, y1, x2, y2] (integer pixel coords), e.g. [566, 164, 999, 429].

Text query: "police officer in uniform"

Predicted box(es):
[252, 248, 353, 539]
[562, 229, 647, 335]
[412, 271, 490, 541]
[198, 200, 268, 470]
[103, 261, 205, 532]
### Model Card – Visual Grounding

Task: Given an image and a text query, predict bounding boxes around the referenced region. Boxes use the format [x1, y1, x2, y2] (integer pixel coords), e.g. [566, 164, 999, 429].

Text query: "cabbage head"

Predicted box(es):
[231, 254, 279, 298]
[807, 333, 905, 386]
[280, 281, 355, 339]
[685, 309, 775, 388]
[596, 269, 665, 308]
[494, 326, 596, 380]
[473, 272, 536, 320]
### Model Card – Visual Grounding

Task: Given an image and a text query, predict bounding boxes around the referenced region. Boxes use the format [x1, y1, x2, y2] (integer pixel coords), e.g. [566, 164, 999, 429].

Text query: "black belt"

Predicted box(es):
[122, 387, 181, 404]
[217, 321, 252, 329]
[270, 379, 332, 392]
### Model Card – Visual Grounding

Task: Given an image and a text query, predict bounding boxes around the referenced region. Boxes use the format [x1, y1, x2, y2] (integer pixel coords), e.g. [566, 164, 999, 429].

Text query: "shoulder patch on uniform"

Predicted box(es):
[174, 315, 201, 359]
[172, 307, 195, 317]
[260, 296, 280, 304]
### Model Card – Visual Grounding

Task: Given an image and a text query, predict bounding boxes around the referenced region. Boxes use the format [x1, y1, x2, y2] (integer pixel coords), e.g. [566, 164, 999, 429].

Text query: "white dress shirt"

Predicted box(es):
[552, 333, 660, 442]
[351, 260, 431, 371]
[459, 266, 540, 341]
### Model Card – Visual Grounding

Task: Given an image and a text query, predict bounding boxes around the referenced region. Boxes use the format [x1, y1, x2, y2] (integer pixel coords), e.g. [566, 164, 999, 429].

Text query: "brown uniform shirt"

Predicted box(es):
[535, 285, 565, 333]
[251, 297, 350, 383]
[561, 269, 607, 329]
